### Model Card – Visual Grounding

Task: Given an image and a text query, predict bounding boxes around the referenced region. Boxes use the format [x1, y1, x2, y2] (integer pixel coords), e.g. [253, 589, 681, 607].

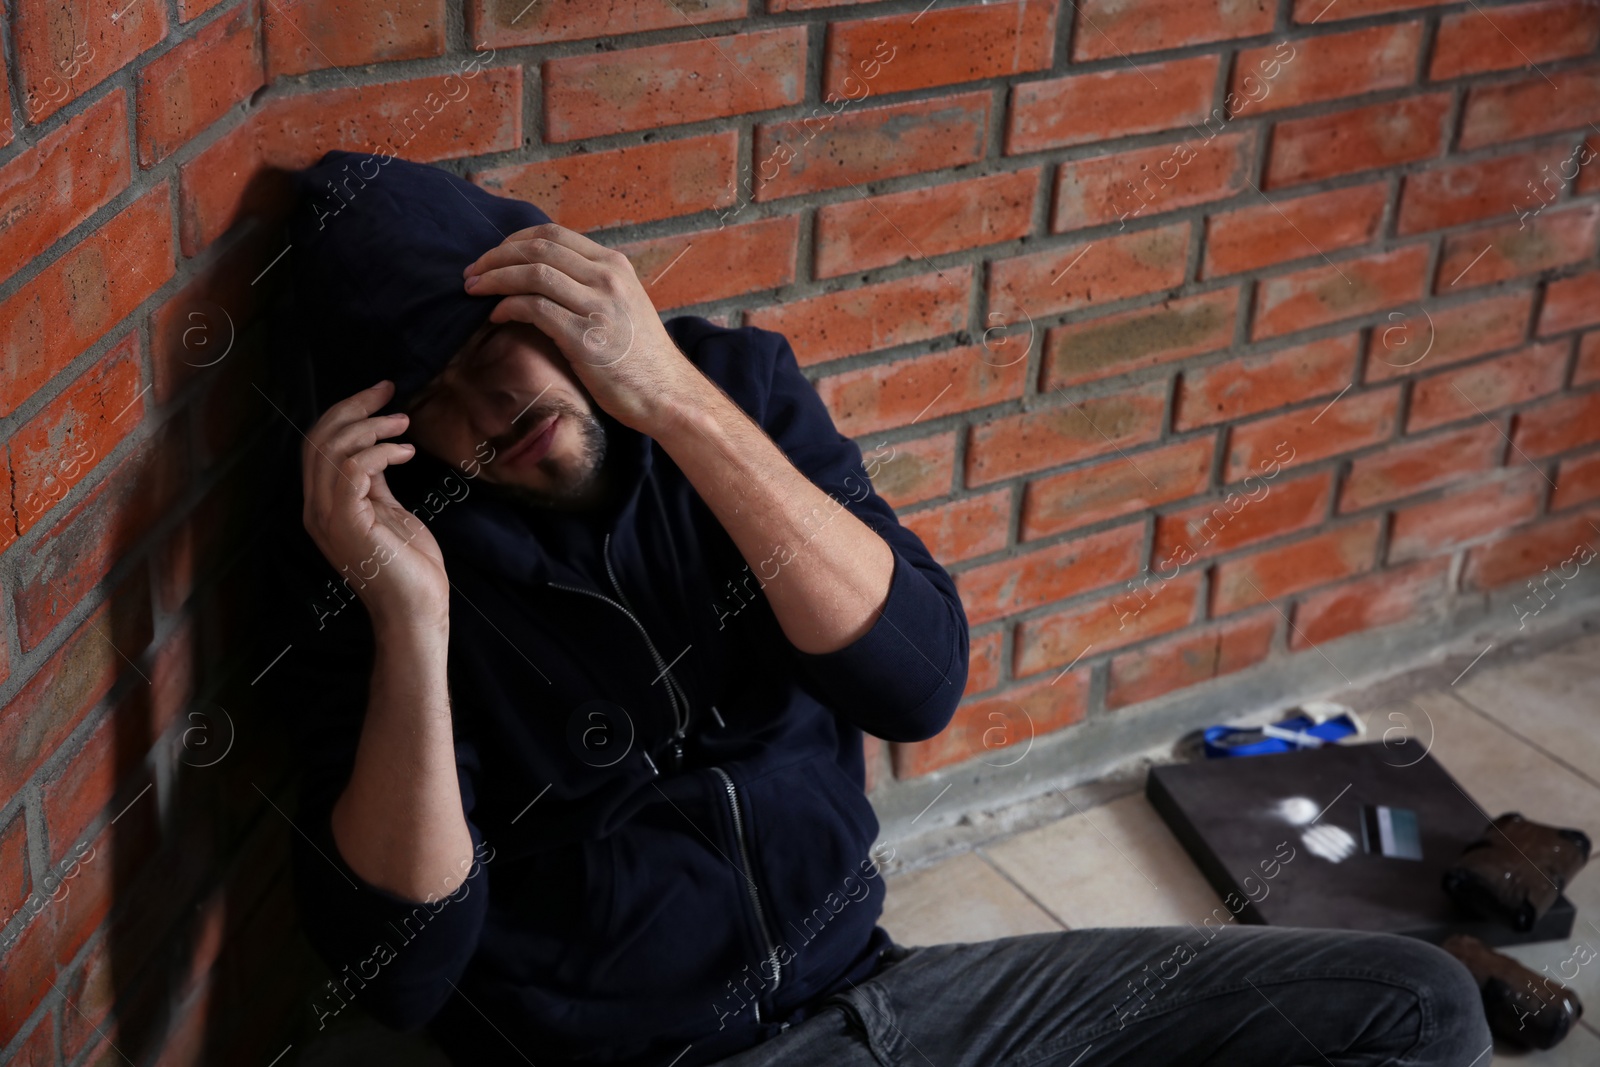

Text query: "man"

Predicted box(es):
[264, 150, 1490, 1067]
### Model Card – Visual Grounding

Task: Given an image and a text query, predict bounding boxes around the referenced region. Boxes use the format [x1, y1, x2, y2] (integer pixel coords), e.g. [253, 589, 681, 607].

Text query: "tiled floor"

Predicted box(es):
[879, 630, 1600, 1064]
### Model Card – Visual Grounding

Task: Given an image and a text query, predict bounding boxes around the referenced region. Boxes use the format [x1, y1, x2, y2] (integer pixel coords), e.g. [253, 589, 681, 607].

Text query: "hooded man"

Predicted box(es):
[262, 149, 1492, 1067]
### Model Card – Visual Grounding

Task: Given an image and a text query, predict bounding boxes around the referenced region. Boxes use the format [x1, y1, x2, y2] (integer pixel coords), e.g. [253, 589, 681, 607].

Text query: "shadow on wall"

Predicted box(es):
[0, 162, 456, 1065]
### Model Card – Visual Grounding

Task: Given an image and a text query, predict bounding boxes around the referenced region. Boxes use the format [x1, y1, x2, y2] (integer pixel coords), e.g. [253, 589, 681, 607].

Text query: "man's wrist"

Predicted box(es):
[370, 603, 450, 648]
[646, 362, 730, 446]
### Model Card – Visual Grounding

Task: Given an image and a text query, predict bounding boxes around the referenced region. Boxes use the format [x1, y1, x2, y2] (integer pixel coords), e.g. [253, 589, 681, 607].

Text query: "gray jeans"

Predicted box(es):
[707, 926, 1491, 1067]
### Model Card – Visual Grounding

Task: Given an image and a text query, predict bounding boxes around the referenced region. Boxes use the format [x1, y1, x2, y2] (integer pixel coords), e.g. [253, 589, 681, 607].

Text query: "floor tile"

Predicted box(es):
[879, 850, 1062, 946]
[981, 793, 1228, 929]
[1490, 1018, 1600, 1065]
[1455, 634, 1600, 789]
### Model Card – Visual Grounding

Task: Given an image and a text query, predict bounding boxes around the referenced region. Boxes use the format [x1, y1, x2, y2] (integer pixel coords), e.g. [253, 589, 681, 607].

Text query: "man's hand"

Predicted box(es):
[461, 223, 701, 434]
[301, 379, 449, 627]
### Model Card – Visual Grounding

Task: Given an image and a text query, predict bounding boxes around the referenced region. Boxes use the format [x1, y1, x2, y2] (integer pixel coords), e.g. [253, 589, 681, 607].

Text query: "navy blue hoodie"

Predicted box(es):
[264, 150, 969, 1067]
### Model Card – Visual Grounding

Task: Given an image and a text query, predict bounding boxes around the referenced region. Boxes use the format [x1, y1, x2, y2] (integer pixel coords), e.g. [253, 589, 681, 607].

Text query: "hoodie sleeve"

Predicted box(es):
[744, 325, 970, 744]
[264, 520, 490, 1033]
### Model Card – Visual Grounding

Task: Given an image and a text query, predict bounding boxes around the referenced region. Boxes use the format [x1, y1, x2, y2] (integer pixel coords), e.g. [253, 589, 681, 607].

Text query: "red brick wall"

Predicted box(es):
[5, 0, 1600, 1060]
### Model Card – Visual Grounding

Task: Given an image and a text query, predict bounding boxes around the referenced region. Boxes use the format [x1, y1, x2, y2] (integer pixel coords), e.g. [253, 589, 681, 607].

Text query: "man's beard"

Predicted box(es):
[482, 396, 614, 513]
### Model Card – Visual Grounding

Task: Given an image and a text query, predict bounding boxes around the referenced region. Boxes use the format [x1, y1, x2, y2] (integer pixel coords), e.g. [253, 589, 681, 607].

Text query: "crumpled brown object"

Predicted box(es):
[1441, 933, 1582, 1051]
[1442, 812, 1590, 931]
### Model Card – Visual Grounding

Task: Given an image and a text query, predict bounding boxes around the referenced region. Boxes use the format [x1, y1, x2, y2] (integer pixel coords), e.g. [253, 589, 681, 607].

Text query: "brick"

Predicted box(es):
[0, 41, 10, 149]
[745, 266, 969, 368]
[1251, 245, 1429, 341]
[1436, 206, 1600, 292]
[966, 380, 1168, 486]
[1153, 470, 1334, 564]
[754, 90, 989, 201]
[1040, 289, 1239, 389]
[824, 1, 1056, 96]
[1575, 331, 1600, 384]
[957, 522, 1144, 626]
[0, 90, 130, 287]
[1006, 55, 1219, 154]
[42, 711, 154, 865]
[267, 0, 445, 77]
[1175, 334, 1358, 430]
[1265, 95, 1449, 189]
[1291, 0, 1448, 19]
[0, 814, 27, 925]
[1106, 611, 1274, 709]
[254, 66, 523, 164]
[1407, 341, 1568, 433]
[1389, 473, 1544, 563]
[7, 1016, 51, 1066]
[1398, 144, 1577, 236]
[1212, 519, 1382, 616]
[1290, 557, 1449, 649]
[1541, 270, 1600, 335]
[893, 670, 1089, 778]
[1432, 0, 1600, 81]
[1225, 385, 1400, 481]
[1513, 390, 1600, 458]
[1365, 292, 1533, 383]
[471, 132, 737, 233]
[814, 341, 1025, 437]
[136, 3, 263, 167]
[619, 215, 798, 311]
[1548, 454, 1600, 511]
[181, 66, 522, 253]
[149, 616, 196, 743]
[1202, 182, 1386, 278]
[470, 0, 744, 48]
[0, 184, 174, 419]
[14, 422, 186, 652]
[1581, 134, 1600, 194]
[0, 461, 13, 563]
[1233, 22, 1420, 113]
[1053, 132, 1253, 232]
[988, 222, 1189, 323]
[7, 334, 142, 540]
[869, 432, 955, 508]
[13, 0, 166, 126]
[543, 28, 804, 142]
[965, 631, 1003, 697]
[1463, 510, 1600, 590]
[1071, 0, 1272, 59]
[1022, 436, 1214, 539]
[903, 488, 1011, 566]
[814, 168, 1038, 278]
[1015, 572, 1202, 677]
[1341, 423, 1504, 512]
[175, 121, 269, 257]
[0, 572, 153, 804]
[0, 905, 53, 1048]
[1460, 66, 1600, 151]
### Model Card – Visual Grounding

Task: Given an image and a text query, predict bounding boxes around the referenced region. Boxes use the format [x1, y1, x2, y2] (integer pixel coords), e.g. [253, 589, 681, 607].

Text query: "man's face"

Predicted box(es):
[402, 320, 613, 511]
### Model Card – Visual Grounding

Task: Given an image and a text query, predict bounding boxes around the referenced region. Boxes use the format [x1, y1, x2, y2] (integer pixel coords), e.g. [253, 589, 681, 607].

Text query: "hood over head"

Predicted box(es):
[284, 148, 555, 415]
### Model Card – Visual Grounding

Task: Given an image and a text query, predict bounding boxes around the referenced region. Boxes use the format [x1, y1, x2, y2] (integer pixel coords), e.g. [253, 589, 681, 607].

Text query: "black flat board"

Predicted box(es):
[1146, 741, 1576, 947]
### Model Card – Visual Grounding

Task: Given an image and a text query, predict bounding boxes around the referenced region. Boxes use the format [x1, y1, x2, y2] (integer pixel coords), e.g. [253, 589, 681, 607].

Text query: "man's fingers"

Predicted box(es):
[464, 223, 623, 279]
[467, 233, 612, 290]
[322, 410, 411, 463]
[308, 379, 399, 449]
[336, 441, 416, 485]
[486, 293, 588, 342]
[466, 252, 604, 316]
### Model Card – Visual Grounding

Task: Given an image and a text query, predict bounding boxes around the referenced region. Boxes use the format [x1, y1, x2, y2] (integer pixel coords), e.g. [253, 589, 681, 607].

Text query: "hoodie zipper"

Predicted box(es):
[545, 533, 691, 771]
[710, 766, 782, 1017]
